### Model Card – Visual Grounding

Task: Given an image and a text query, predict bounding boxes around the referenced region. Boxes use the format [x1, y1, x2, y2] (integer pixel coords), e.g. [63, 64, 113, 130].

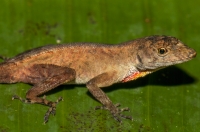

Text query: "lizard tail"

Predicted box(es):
[0, 62, 17, 83]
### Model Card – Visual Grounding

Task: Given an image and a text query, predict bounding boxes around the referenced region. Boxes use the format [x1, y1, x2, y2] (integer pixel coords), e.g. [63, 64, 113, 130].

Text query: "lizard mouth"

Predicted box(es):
[160, 57, 195, 67]
[147, 54, 196, 69]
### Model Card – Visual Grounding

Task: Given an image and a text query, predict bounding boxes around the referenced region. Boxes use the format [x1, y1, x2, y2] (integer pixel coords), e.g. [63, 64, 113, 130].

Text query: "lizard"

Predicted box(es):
[0, 35, 196, 123]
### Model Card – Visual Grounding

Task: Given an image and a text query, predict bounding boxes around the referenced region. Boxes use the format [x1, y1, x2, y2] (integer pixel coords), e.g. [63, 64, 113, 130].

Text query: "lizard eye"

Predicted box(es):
[158, 48, 168, 55]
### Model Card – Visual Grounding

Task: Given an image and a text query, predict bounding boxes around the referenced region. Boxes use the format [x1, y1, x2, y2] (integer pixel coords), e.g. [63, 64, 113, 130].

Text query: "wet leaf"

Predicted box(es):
[0, 0, 199, 131]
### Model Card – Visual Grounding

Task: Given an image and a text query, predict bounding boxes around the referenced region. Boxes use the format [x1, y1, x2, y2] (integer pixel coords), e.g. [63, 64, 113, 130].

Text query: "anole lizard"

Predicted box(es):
[0, 35, 196, 123]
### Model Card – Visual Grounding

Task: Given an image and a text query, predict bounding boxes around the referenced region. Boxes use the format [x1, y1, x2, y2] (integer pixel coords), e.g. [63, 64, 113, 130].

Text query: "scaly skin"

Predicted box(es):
[0, 35, 196, 123]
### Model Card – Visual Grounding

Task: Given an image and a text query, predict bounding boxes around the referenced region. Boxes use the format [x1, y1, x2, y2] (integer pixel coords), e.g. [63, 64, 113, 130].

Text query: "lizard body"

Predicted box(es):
[0, 35, 196, 123]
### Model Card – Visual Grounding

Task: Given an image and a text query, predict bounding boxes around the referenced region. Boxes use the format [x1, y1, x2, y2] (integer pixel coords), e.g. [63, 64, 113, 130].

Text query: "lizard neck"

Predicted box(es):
[112, 41, 156, 82]
[113, 40, 140, 68]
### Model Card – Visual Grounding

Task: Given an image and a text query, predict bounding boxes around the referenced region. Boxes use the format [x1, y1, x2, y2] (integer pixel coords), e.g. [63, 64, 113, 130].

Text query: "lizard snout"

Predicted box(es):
[188, 48, 197, 58]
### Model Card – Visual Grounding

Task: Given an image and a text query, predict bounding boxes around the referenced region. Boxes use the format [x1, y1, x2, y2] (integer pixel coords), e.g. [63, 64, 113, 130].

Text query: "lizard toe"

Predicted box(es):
[44, 106, 57, 124]
[95, 103, 132, 122]
[112, 107, 133, 122]
[43, 97, 63, 123]
[12, 95, 31, 103]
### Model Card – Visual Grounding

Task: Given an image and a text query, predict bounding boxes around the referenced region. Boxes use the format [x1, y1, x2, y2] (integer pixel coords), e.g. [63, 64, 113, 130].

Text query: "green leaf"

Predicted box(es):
[0, 0, 199, 131]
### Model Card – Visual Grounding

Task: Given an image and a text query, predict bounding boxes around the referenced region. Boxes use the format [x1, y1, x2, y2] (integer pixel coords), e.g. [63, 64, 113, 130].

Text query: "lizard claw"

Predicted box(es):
[44, 97, 63, 124]
[95, 103, 133, 122]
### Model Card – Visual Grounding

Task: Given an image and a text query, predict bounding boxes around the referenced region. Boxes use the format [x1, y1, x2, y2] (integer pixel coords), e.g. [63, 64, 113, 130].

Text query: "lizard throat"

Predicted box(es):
[122, 70, 152, 83]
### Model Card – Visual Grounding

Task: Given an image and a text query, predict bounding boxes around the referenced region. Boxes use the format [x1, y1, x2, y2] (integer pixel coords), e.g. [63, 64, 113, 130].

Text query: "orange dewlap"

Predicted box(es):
[122, 71, 152, 83]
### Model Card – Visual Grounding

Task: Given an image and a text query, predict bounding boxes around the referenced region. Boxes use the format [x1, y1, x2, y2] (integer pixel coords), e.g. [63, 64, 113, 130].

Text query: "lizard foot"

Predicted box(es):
[95, 103, 133, 122]
[44, 97, 63, 124]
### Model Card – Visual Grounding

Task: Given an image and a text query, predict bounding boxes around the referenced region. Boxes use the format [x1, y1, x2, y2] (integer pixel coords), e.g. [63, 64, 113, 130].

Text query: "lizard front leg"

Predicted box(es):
[12, 64, 76, 123]
[86, 72, 132, 122]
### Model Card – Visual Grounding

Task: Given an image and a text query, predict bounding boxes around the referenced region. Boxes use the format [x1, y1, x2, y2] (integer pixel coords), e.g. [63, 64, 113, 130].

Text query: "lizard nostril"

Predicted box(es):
[187, 48, 197, 58]
[190, 51, 197, 58]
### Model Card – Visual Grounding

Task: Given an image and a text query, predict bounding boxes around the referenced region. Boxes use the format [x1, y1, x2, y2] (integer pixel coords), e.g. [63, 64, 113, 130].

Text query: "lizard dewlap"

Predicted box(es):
[0, 35, 196, 123]
[122, 71, 152, 82]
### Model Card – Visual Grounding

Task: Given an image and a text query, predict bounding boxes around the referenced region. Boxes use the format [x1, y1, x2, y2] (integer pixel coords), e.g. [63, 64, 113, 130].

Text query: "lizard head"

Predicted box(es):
[135, 35, 196, 70]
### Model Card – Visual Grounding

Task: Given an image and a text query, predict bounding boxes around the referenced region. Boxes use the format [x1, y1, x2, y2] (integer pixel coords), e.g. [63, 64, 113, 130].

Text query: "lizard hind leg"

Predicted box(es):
[12, 64, 76, 123]
[12, 94, 63, 123]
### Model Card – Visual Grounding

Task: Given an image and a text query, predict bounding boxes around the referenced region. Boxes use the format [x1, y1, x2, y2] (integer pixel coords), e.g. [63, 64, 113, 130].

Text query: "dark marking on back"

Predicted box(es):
[136, 54, 143, 64]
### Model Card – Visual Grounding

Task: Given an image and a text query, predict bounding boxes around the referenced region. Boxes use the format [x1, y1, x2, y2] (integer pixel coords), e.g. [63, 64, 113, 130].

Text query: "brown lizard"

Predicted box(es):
[0, 35, 196, 123]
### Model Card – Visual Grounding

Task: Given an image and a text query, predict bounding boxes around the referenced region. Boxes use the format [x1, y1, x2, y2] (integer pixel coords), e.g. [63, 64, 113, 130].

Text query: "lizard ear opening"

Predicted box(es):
[157, 48, 168, 56]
